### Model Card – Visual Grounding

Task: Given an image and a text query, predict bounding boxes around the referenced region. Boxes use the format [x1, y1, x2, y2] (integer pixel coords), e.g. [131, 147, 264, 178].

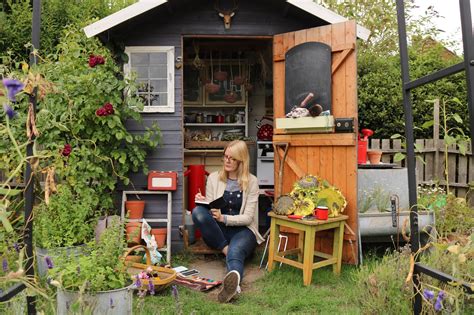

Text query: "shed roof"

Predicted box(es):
[83, 0, 370, 40]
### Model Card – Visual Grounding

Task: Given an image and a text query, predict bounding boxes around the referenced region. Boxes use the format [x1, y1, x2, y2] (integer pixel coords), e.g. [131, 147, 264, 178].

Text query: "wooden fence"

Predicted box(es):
[369, 138, 473, 200]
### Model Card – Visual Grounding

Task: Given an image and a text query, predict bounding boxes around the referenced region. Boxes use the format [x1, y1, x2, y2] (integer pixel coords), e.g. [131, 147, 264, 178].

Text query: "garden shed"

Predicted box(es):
[84, 0, 369, 263]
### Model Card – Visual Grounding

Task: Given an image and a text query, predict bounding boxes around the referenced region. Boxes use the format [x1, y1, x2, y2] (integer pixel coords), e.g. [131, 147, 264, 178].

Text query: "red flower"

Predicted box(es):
[89, 55, 105, 68]
[62, 144, 72, 157]
[104, 102, 114, 115]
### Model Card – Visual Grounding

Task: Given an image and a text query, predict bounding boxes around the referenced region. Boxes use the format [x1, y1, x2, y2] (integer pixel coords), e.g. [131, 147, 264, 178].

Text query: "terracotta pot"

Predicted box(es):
[125, 200, 145, 219]
[223, 92, 238, 103]
[205, 83, 220, 94]
[367, 150, 383, 165]
[151, 228, 167, 248]
[214, 71, 228, 81]
[124, 255, 142, 263]
[233, 76, 245, 85]
[125, 222, 142, 245]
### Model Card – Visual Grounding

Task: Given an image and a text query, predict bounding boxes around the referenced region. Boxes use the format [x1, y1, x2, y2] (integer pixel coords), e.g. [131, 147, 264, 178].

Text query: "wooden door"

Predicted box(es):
[272, 21, 358, 264]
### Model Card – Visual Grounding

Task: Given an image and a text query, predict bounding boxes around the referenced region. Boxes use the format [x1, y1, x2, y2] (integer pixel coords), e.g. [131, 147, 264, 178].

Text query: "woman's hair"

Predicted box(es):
[219, 140, 250, 191]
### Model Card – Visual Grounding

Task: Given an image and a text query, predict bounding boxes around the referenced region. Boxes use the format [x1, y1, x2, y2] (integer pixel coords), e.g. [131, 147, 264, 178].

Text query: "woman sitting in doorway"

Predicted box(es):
[192, 140, 265, 303]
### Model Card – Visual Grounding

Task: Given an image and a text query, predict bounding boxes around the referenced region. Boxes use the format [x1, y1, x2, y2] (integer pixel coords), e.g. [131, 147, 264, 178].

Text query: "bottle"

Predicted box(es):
[185, 210, 195, 244]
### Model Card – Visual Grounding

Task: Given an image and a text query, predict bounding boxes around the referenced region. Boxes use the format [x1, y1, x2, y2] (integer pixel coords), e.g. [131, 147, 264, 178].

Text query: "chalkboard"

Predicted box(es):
[285, 42, 331, 115]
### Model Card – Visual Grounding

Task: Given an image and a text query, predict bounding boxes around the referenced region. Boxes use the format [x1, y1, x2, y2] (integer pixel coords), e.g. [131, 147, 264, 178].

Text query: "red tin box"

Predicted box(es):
[148, 171, 178, 191]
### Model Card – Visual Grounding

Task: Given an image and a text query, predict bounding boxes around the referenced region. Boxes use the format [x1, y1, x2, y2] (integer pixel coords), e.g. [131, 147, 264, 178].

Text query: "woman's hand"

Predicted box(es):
[195, 192, 205, 201]
[211, 209, 224, 222]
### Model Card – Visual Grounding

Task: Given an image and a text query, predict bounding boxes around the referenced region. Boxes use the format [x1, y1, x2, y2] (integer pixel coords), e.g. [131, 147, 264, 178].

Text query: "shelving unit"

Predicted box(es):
[121, 190, 172, 264]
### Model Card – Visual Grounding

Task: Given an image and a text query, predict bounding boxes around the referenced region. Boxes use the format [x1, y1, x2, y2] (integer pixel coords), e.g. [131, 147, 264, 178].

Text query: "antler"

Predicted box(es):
[215, 0, 238, 13]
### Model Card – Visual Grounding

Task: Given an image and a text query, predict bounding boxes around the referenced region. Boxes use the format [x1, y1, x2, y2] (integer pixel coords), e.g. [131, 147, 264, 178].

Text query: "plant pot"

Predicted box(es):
[151, 228, 167, 248]
[214, 71, 228, 81]
[56, 284, 133, 315]
[367, 150, 382, 165]
[125, 222, 142, 245]
[35, 245, 87, 277]
[125, 200, 145, 219]
[205, 82, 220, 94]
[233, 75, 245, 85]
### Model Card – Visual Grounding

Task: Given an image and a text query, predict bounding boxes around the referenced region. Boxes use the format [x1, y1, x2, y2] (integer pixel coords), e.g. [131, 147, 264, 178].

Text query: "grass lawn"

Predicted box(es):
[133, 251, 362, 314]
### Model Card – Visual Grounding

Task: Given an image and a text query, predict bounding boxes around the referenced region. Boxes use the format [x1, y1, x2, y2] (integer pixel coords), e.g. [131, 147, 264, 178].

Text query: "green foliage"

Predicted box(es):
[33, 185, 98, 248]
[51, 218, 129, 292]
[27, 23, 161, 210]
[353, 248, 413, 313]
[0, 0, 136, 61]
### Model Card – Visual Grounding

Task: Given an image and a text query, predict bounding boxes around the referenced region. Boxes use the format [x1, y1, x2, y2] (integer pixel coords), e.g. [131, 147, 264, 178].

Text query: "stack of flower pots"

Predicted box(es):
[125, 200, 145, 245]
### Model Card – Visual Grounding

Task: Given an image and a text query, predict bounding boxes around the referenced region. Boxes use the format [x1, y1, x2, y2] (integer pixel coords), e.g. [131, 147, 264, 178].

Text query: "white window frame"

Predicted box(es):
[124, 46, 175, 113]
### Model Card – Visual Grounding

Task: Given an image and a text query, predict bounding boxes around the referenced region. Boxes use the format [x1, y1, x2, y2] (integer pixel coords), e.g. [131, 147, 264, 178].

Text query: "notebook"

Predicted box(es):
[195, 196, 226, 209]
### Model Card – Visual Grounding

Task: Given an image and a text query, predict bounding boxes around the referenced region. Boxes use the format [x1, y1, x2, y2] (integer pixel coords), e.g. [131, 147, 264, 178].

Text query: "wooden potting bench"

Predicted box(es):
[267, 212, 348, 286]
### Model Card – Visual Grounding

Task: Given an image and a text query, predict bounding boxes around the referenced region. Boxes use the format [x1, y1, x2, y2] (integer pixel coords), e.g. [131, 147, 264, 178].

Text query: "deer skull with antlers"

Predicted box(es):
[215, 0, 238, 30]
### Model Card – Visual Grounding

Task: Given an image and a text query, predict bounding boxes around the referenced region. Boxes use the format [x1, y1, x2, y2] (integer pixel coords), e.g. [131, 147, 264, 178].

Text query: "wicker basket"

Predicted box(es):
[122, 245, 176, 292]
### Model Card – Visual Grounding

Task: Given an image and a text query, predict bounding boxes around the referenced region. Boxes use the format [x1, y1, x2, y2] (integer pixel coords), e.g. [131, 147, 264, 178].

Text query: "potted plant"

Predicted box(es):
[49, 218, 133, 314]
[34, 184, 100, 276]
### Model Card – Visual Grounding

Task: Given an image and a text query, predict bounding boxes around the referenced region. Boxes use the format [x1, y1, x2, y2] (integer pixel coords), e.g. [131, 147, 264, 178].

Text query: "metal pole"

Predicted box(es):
[25, 0, 40, 313]
[459, 0, 474, 150]
[395, 0, 421, 313]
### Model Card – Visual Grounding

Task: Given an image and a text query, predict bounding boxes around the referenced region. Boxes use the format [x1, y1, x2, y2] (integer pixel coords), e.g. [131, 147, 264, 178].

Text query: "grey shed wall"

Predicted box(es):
[106, 0, 329, 252]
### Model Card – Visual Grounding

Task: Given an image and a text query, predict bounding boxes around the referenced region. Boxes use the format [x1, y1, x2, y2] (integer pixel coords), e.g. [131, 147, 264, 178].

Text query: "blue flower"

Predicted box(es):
[2, 79, 24, 102]
[3, 103, 16, 119]
[45, 256, 54, 269]
[2, 258, 8, 272]
[13, 243, 20, 253]
[423, 289, 434, 300]
[434, 291, 446, 311]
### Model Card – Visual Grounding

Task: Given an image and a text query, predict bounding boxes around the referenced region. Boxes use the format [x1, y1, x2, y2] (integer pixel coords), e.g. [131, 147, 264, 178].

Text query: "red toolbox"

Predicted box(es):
[148, 171, 178, 191]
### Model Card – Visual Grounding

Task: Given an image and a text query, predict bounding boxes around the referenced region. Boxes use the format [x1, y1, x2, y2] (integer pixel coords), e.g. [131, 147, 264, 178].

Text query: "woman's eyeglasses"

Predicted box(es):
[223, 155, 238, 163]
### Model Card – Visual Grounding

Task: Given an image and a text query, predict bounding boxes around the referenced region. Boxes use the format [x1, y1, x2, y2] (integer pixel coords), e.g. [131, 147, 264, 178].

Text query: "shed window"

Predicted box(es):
[124, 46, 175, 113]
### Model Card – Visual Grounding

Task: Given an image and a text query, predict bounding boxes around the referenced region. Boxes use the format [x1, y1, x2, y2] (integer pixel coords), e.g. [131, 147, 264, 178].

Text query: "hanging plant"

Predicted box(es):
[205, 50, 220, 94]
[223, 64, 237, 103]
[214, 51, 228, 82]
[233, 53, 245, 85]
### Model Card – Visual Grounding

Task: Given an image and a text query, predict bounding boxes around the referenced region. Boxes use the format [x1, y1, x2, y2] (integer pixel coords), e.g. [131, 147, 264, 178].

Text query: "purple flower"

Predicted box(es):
[2, 79, 24, 102]
[3, 104, 16, 119]
[13, 243, 20, 253]
[148, 280, 155, 295]
[134, 274, 142, 287]
[45, 256, 54, 269]
[434, 291, 446, 311]
[171, 285, 178, 299]
[2, 258, 8, 272]
[423, 289, 435, 300]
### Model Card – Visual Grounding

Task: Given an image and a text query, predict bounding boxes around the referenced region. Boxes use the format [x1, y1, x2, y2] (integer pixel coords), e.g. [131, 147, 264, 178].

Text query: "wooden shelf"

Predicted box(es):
[185, 123, 245, 127]
[184, 104, 246, 108]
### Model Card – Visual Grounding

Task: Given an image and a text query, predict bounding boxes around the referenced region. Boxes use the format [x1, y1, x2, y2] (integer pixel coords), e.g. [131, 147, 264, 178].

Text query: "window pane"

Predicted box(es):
[150, 79, 167, 93]
[137, 80, 149, 93]
[138, 93, 150, 106]
[130, 53, 149, 66]
[149, 66, 167, 78]
[151, 93, 167, 106]
[150, 52, 167, 64]
[131, 66, 148, 78]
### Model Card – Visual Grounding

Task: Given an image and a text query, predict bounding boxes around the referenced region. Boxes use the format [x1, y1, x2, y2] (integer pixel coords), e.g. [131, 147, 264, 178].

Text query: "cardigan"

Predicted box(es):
[205, 171, 265, 244]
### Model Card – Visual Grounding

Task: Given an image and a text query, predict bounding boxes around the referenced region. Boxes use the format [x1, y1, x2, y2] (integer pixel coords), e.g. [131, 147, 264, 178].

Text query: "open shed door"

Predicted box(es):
[273, 21, 358, 264]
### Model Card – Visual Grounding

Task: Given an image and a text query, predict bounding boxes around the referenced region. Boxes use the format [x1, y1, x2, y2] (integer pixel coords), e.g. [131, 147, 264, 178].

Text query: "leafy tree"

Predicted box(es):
[0, 0, 136, 61]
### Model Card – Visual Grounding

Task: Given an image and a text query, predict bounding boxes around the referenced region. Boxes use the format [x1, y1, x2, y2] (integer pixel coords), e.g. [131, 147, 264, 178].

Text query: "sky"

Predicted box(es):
[412, 0, 472, 53]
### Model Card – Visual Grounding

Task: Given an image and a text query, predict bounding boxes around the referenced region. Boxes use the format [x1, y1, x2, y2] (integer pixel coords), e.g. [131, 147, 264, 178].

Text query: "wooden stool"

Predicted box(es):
[267, 212, 348, 286]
